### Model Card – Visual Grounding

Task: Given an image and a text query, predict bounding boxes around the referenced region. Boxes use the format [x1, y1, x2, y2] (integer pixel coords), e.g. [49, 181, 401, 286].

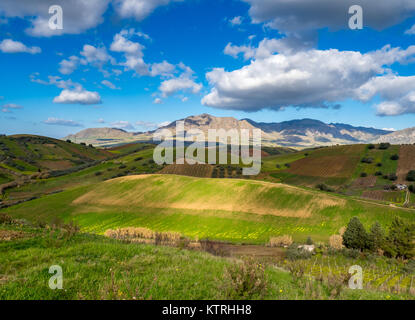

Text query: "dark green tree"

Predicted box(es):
[342, 217, 370, 251]
[384, 217, 415, 259]
[368, 221, 385, 252]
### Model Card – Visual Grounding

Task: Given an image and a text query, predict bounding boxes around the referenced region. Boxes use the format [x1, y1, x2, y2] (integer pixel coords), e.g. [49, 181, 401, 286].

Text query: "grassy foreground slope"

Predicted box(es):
[3, 174, 414, 243]
[1, 224, 403, 300]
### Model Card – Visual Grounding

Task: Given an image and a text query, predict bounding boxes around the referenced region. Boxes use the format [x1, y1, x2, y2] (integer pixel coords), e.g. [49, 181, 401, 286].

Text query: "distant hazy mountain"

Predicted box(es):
[371, 127, 415, 144]
[64, 113, 395, 148]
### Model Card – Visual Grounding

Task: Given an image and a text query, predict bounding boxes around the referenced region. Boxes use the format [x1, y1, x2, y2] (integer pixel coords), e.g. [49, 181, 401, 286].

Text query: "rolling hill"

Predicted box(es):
[4, 174, 414, 243]
[0, 135, 112, 184]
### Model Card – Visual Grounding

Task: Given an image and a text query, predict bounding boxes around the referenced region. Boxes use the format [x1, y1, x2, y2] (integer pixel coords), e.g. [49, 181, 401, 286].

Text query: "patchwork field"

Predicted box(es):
[397, 145, 415, 183]
[3, 174, 414, 244]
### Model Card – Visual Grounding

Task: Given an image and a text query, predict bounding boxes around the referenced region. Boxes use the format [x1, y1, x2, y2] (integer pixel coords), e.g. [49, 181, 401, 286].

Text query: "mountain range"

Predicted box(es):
[64, 114, 415, 148]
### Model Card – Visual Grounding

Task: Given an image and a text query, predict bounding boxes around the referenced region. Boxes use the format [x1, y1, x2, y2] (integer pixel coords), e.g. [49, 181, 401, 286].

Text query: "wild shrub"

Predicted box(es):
[325, 273, 351, 299]
[306, 236, 313, 245]
[406, 170, 415, 182]
[287, 261, 306, 281]
[368, 144, 375, 150]
[0, 213, 13, 224]
[341, 248, 360, 259]
[402, 260, 415, 274]
[329, 235, 343, 250]
[388, 173, 398, 181]
[104, 227, 181, 245]
[390, 154, 399, 161]
[316, 183, 334, 192]
[409, 185, 415, 193]
[223, 258, 267, 300]
[269, 235, 293, 247]
[375, 171, 383, 176]
[285, 244, 312, 261]
[379, 143, 390, 150]
[360, 172, 368, 177]
[361, 157, 373, 164]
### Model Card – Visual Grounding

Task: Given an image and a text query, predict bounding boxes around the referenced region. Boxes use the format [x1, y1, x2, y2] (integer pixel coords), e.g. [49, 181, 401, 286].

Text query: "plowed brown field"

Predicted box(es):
[397, 145, 415, 183]
[287, 155, 360, 178]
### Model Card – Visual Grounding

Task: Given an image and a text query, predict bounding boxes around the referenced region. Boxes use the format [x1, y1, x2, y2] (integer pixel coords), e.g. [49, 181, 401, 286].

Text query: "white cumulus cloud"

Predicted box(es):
[203, 43, 415, 114]
[53, 87, 102, 105]
[0, 39, 41, 54]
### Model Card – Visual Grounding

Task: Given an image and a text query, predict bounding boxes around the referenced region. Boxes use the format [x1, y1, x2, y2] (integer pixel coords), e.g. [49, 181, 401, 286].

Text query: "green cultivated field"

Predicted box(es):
[3, 174, 414, 244]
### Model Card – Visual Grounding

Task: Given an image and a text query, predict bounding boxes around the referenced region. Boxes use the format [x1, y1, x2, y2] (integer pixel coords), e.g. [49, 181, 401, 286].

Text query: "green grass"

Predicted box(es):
[0, 224, 410, 300]
[3, 174, 415, 244]
[261, 153, 306, 172]
[353, 145, 400, 179]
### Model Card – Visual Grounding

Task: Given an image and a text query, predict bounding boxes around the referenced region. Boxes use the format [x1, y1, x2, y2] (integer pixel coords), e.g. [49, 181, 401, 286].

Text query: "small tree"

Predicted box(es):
[406, 170, 415, 182]
[368, 221, 385, 252]
[342, 217, 369, 251]
[379, 143, 390, 150]
[390, 154, 399, 161]
[306, 236, 313, 245]
[384, 217, 415, 259]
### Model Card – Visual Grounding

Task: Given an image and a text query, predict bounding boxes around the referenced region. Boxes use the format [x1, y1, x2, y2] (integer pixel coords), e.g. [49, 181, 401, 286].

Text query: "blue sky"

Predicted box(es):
[1, 0, 415, 138]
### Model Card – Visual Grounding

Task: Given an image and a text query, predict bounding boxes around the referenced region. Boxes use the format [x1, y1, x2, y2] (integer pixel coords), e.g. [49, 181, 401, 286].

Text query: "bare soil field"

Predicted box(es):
[287, 155, 360, 178]
[38, 160, 73, 170]
[397, 145, 415, 183]
[352, 176, 377, 188]
[362, 190, 385, 201]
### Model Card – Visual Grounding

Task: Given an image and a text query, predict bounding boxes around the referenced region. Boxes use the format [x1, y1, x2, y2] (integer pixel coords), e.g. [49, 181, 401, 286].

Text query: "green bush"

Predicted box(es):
[406, 170, 415, 182]
[341, 248, 360, 259]
[390, 154, 399, 161]
[368, 144, 375, 150]
[383, 217, 415, 259]
[361, 157, 373, 164]
[223, 258, 267, 299]
[285, 244, 312, 260]
[360, 172, 367, 177]
[0, 213, 13, 224]
[342, 217, 370, 251]
[379, 143, 391, 150]
[388, 173, 398, 181]
[316, 183, 334, 192]
[409, 185, 415, 193]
